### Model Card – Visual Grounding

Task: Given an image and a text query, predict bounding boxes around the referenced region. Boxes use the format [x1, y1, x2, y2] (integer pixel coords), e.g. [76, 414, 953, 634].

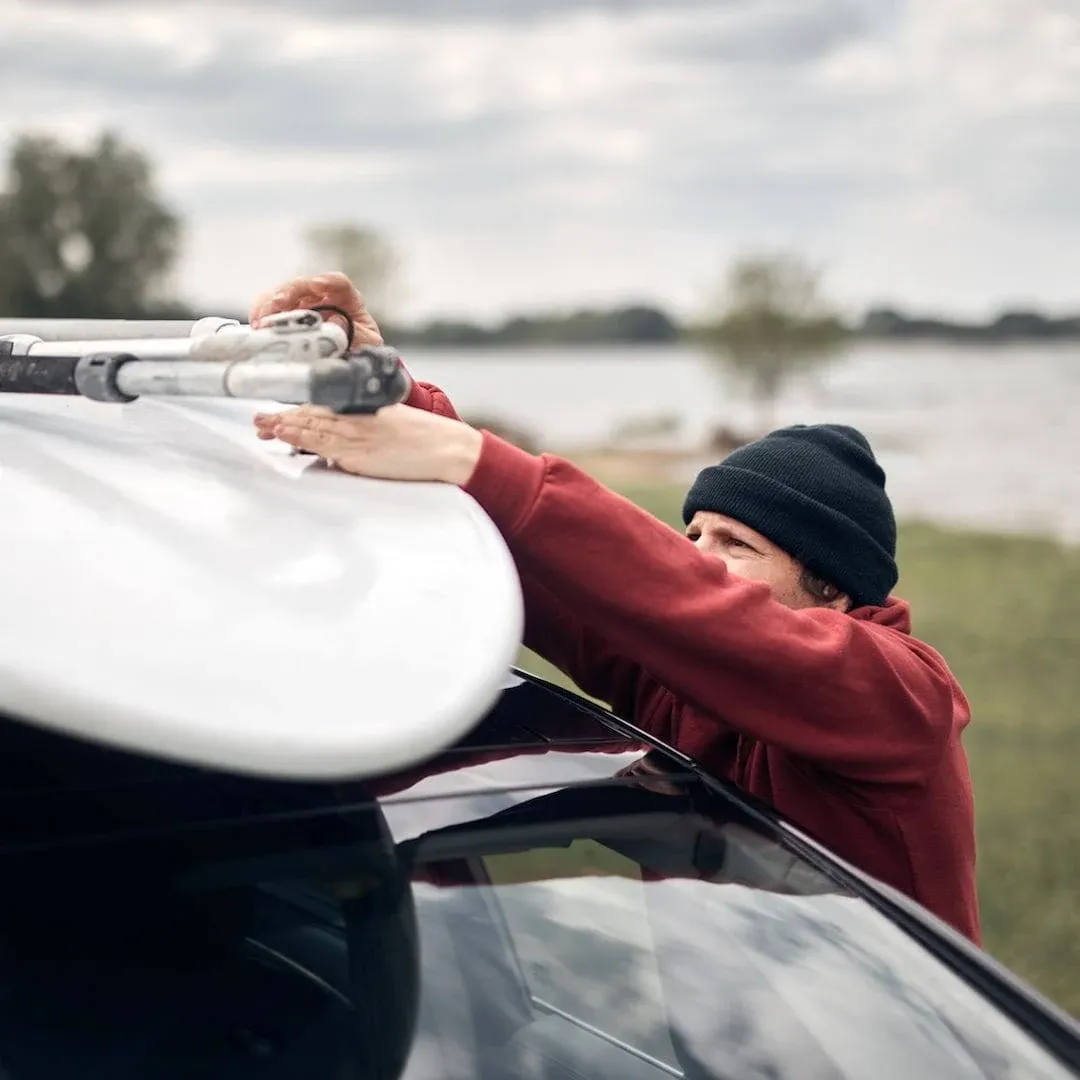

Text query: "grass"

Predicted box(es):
[516, 478, 1080, 1015]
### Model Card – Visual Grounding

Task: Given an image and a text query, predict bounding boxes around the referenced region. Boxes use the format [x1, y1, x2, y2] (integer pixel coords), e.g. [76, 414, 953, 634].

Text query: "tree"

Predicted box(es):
[303, 222, 401, 322]
[0, 130, 182, 317]
[700, 252, 851, 432]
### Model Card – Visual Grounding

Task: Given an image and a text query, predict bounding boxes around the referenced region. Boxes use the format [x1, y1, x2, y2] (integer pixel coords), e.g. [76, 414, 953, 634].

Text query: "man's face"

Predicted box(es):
[684, 510, 847, 611]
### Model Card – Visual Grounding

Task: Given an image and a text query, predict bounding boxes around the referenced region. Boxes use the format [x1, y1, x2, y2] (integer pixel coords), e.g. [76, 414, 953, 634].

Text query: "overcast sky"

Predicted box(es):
[1, 0, 1077, 321]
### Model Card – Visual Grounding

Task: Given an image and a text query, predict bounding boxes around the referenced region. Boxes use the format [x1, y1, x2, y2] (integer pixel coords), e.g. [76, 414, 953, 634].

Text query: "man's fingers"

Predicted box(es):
[249, 276, 339, 326]
[274, 407, 346, 434]
[274, 423, 337, 454]
[271, 409, 366, 456]
[255, 404, 333, 425]
[249, 278, 312, 326]
[315, 271, 351, 286]
[254, 405, 338, 447]
[248, 273, 383, 347]
[309, 271, 354, 297]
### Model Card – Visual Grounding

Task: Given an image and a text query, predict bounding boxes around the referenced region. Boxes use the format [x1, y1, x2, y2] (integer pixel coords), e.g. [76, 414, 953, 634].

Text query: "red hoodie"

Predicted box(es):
[403, 378, 981, 945]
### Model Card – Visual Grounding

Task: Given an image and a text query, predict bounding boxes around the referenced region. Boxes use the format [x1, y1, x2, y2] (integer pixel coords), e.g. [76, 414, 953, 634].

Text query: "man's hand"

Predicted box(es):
[267, 404, 484, 485]
[249, 271, 382, 348]
[249, 271, 388, 444]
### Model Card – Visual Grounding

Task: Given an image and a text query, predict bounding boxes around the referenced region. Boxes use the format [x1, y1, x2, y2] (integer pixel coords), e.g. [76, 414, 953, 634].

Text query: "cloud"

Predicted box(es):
[29, 0, 754, 21]
[1, 0, 1078, 319]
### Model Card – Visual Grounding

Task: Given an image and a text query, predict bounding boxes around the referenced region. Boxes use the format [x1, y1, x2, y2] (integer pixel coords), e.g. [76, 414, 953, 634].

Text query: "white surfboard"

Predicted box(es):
[0, 392, 524, 780]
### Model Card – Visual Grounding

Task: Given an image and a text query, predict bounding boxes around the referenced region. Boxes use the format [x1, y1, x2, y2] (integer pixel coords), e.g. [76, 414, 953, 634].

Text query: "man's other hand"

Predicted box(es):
[248, 271, 382, 348]
[266, 404, 484, 486]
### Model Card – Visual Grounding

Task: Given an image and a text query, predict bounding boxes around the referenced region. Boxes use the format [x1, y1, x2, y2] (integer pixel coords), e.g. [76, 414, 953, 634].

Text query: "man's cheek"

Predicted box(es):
[725, 561, 769, 586]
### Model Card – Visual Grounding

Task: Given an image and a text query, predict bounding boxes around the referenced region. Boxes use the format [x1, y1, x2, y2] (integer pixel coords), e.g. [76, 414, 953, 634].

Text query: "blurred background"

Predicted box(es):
[1, 0, 1078, 1014]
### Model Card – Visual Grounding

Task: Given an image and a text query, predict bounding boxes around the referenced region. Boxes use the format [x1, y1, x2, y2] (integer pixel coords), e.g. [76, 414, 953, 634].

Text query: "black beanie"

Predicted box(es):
[682, 424, 898, 608]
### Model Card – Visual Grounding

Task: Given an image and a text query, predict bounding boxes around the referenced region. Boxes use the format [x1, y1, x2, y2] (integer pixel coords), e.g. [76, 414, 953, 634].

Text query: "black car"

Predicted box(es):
[0, 668, 1077, 1079]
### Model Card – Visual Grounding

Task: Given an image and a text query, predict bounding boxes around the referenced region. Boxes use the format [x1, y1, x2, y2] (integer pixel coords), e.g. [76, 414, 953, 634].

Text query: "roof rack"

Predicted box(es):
[0, 318, 214, 341]
[0, 311, 410, 413]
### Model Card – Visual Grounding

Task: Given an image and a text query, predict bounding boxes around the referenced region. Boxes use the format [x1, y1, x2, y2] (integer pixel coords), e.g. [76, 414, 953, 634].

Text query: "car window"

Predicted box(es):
[483, 839, 681, 1069]
[478, 823, 875, 1072]
[404, 787, 1078, 1080]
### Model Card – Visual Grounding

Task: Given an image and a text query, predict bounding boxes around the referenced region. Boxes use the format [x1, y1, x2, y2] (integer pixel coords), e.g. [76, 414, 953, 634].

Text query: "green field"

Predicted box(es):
[516, 478, 1080, 1015]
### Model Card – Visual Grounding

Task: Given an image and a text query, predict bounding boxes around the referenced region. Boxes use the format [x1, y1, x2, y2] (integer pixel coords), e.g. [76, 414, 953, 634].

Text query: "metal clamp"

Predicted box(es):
[74, 352, 139, 403]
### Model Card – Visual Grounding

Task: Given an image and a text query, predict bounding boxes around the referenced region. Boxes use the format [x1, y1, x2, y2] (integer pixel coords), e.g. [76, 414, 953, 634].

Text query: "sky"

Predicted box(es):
[0, 0, 1078, 322]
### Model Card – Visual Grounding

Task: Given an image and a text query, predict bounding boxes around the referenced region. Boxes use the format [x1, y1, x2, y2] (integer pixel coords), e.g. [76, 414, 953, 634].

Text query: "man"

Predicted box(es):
[250, 273, 980, 944]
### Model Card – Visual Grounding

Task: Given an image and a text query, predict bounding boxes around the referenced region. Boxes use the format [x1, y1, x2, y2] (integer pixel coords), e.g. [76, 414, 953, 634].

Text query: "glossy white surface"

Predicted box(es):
[0, 394, 524, 779]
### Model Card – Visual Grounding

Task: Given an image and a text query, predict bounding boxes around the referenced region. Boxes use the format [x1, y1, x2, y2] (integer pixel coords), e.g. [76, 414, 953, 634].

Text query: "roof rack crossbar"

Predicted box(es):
[0, 317, 235, 341]
[0, 311, 411, 414]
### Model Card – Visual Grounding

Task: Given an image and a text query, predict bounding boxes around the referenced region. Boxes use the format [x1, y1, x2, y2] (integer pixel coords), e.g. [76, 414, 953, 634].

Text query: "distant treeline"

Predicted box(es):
[379, 304, 1080, 347]
[859, 308, 1080, 343]
[200, 303, 684, 346]
[384, 305, 682, 346]
[190, 301, 1080, 347]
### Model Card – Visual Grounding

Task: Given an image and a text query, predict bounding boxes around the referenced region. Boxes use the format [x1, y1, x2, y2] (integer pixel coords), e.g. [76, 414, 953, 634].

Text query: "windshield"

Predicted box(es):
[391, 775, 1072, 1080]
[0, 716, 1072, 1080]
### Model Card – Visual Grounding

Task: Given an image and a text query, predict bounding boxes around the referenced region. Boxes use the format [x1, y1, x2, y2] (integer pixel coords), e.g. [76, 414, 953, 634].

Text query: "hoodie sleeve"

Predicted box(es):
[462, 432, 965, 787]
[403, 376, 658, 719]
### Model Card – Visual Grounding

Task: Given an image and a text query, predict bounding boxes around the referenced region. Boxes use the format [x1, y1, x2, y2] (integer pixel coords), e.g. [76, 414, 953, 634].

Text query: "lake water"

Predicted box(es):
[404, 341, 1080, 543]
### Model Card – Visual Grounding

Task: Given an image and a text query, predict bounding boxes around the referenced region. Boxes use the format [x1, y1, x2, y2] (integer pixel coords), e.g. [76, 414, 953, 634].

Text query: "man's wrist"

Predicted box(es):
[440, 424, 485, 486]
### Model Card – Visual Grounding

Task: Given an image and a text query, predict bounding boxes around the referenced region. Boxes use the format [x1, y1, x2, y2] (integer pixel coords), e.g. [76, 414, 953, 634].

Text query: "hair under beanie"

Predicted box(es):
[682, 424, 898, 608]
